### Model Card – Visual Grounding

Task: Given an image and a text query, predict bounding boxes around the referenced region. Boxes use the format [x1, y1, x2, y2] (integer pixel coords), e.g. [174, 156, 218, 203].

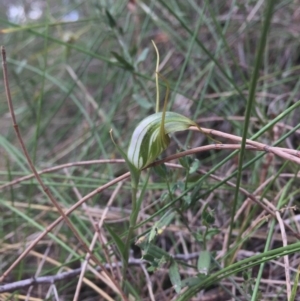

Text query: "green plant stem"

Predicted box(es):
[122, 175, 140, 289]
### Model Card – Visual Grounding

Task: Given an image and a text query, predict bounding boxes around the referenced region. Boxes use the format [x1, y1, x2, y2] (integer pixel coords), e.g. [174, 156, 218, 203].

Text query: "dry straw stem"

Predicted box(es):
[189, 126, 300, 164]
[73, 181, 124, 301]
[1, 46, 127, 300]
[276, 207, 291, 300]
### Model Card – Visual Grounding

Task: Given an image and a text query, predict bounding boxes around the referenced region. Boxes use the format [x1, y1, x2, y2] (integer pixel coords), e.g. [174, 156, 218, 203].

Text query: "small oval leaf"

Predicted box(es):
[136, 47, 149, 65]
[189, 159, 200, 174]
[197, 250, 211, 275]
[169, 260, 181, 293]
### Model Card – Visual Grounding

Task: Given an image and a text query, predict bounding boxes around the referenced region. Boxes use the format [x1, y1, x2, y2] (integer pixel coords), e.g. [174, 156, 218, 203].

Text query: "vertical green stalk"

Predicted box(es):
[122, 171, 140, 288]
[227, 0, 276, 251]
[122, 41, 163, 289]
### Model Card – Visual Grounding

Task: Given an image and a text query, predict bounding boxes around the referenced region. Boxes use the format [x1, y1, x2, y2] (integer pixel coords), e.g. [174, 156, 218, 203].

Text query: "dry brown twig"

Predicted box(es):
[275, 201, 291, 299]
[189, 126, 300, 164]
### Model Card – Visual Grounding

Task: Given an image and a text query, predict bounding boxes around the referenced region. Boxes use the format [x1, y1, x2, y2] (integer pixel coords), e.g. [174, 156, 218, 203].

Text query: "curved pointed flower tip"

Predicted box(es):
[127, 111, 197, 170]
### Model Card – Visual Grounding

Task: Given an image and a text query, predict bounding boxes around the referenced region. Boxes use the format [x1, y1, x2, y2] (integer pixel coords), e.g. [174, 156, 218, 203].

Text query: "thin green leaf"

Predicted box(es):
[228, 0, 276, 251]
[289, 265, 300, 301]
[178, 156, 191, 170]
[105, 9, 117, 28]
[137, 210, 176, 247]
[153, 163, 168, 179]
[189, 159, 200, 174]
[202, 205, 215, 225]
[111, 51, 134, 70]
[169, 260, 181, 294]
[105, 224, 126, 261]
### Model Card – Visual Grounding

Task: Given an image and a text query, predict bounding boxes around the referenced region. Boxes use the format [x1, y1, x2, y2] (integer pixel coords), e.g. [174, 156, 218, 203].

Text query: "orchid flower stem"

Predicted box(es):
[122, 174, 140, 289]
